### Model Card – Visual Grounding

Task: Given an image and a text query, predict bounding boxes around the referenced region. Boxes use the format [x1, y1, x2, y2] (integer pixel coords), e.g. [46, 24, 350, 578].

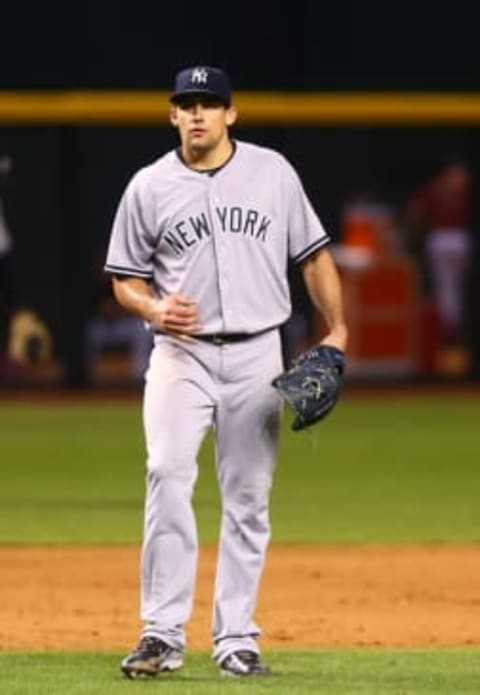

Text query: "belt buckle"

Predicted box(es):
[212, 334, 224, 345]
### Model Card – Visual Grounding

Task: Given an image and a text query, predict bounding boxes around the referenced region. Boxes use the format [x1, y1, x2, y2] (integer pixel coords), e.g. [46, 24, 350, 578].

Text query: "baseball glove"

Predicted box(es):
[272, 344, 345, 431]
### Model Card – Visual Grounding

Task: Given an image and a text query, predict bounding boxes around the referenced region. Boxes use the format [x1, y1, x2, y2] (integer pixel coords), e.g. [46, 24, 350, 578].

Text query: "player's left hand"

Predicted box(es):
[320, 326, 348, 353]
[271, 343, 345, 431]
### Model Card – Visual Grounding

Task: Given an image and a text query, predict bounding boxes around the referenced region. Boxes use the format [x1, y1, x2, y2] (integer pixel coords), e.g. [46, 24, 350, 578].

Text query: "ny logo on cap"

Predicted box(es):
[191, 67, 208, 84]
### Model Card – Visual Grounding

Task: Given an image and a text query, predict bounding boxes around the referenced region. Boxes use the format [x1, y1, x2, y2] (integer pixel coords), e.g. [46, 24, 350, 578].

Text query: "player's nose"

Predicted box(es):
[190, 103, 205, 118]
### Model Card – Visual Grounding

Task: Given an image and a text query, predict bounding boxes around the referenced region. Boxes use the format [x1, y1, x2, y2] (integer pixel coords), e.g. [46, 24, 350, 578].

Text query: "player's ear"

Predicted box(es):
[169, 106, 179, 128]
[226, 105, 238, 127]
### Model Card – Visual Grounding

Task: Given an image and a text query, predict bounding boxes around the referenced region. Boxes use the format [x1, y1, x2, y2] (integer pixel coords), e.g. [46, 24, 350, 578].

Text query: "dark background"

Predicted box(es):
[0, 1, 478, 91]
[1, 1, 479, 385]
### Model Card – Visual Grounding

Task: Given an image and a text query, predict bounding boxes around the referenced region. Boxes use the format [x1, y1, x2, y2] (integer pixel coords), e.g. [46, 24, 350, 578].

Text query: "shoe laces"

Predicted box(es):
[135, 636, 166, 655]
[235, 650, 259, 664]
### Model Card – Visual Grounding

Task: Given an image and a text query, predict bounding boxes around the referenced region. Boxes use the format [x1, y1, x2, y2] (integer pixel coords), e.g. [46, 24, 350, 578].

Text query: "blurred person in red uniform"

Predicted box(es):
[405, 159, 472, 371]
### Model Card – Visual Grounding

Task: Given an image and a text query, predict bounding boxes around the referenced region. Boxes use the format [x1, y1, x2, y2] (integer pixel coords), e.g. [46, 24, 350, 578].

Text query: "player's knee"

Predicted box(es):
[225, 500, 271, 543]
[225, 471, 272, 516]
[146, 444, 197, 482]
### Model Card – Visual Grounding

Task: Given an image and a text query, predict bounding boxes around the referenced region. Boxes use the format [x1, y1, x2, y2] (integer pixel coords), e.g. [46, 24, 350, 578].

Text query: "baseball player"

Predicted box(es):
[105, 65, 347, 678]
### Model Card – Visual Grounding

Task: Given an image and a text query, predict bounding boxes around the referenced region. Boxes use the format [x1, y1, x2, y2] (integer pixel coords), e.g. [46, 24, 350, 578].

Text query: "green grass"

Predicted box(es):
[1, 397, 479, 695]
[0, 395, 479, 544]
[2, 649, 480, 694]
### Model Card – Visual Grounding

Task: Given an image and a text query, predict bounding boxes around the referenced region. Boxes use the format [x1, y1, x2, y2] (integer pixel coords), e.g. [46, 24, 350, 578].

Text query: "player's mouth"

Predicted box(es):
[190, 128, 206, 136]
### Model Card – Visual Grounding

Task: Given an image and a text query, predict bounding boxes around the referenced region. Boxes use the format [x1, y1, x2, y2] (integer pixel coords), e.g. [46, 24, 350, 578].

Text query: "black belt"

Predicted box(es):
[194, 333, 254, 345]
[154, 328, 275, 344]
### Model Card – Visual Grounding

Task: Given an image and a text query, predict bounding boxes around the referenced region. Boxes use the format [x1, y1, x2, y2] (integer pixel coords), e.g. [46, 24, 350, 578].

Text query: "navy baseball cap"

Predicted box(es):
[170, 66, 231, 106]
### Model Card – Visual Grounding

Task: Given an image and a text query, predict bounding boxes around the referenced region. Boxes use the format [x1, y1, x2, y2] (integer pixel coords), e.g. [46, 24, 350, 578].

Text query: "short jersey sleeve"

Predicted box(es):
[104, 171, 156, 279]
[283, 160, 331, 264]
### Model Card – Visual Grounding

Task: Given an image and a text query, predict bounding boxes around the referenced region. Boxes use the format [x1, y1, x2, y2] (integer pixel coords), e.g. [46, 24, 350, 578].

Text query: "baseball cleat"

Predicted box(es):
[219, 650, 271, 677]
[120, 636, 183, 679]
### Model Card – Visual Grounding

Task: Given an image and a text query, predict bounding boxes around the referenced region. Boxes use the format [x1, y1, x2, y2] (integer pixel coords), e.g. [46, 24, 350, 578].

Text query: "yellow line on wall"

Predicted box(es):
[0, 91, 479, 125]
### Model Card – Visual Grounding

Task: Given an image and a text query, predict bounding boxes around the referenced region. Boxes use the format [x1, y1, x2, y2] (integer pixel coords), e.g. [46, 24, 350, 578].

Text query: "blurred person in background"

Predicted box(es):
[404, 159, 472, 373]
[0, 155, 54, 378]
[0, 155, 15, 375]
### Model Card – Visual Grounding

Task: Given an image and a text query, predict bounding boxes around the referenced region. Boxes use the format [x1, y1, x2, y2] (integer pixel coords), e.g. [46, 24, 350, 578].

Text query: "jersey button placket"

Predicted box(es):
[208, 182, 229, 333]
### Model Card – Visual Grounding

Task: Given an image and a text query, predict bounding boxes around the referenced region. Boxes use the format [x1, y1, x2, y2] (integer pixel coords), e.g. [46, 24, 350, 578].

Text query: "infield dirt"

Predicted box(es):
[1, 544, 479, 650]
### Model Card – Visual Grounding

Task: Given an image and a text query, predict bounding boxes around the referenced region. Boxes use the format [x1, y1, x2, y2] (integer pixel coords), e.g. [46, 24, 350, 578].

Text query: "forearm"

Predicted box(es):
[301, 248, 348, 351]
[112, 276, 158, 322]
[111, 276, 200, 337]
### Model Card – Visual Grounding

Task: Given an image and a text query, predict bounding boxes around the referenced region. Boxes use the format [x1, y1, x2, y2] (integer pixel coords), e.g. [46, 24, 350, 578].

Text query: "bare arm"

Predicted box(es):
[112, 276, 200, 340]
[301, 247, 348, 352]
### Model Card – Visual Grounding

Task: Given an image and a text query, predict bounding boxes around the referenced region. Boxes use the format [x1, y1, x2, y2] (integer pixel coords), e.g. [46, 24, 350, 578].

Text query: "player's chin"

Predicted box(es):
[187, 134, 210, 150]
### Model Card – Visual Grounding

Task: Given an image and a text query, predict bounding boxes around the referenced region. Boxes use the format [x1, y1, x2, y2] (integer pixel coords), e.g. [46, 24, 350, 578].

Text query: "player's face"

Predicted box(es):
[170, 95, 237, 154]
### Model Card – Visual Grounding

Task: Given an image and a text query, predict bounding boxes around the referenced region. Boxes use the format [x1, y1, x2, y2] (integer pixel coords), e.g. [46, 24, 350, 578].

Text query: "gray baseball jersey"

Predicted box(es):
[105, 140, 330, 333]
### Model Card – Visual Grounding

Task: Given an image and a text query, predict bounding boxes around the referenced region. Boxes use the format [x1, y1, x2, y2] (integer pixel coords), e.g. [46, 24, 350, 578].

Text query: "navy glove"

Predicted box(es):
[272, 344, 345, 431]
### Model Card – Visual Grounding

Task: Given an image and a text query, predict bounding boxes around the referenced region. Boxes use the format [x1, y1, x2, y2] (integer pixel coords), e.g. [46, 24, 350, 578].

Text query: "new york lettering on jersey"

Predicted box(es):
[162, 206, 272, 256]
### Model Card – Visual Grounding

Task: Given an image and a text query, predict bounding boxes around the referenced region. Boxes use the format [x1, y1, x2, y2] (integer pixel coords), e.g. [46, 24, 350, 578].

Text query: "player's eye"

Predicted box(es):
[176, 98, 197, 110]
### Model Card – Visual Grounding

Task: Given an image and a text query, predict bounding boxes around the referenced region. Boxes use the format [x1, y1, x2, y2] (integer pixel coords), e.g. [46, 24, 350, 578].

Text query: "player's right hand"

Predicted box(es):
[149, 293, 200, 341]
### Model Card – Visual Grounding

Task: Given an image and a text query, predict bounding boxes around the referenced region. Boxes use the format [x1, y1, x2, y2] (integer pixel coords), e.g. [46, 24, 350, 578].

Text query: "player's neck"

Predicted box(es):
[182, 137, 234, 171]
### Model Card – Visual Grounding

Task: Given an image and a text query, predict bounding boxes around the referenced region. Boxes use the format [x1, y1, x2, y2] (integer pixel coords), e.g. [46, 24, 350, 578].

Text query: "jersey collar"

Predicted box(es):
[175, 140, 237, 177]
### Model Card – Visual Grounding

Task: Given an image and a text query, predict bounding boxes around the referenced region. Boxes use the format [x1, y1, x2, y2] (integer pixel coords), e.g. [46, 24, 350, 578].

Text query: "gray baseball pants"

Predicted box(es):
[139, 329, 283, 663]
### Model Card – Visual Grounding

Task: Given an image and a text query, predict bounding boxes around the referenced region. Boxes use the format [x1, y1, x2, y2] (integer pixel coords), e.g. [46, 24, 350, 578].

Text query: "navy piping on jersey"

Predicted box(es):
[292, 236, 331, 264]
[104, 264, 153, 279]
[175, 140, 237, 177]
